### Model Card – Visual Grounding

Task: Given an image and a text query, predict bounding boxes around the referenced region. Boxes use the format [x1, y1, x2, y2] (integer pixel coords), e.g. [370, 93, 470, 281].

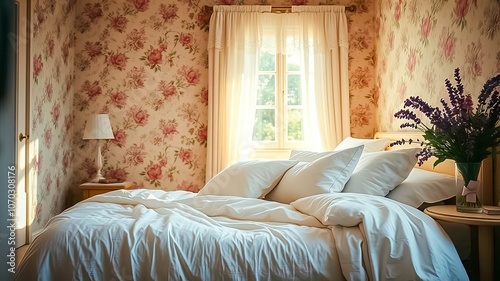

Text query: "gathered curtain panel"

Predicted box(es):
[206, 5, 350, 180]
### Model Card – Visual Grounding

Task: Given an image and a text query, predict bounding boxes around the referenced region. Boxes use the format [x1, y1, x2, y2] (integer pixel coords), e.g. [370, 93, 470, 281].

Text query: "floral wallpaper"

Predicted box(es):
[376, 0, 500, 131]
[71, 0, 213, 198]
[70, 0, 378, 201]
[29, 0, 76, 233]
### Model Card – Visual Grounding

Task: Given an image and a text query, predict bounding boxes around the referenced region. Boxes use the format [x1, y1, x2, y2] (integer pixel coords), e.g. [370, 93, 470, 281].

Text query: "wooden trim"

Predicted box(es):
[206, 4, 357, 14]
[270, 5, 356, 13]
[494, 149, 500, 206]
[79, 182, 133, 200]
[79, 182, 133, 190]
[14, 0, 31, 246]
[26, 0, 33, 245]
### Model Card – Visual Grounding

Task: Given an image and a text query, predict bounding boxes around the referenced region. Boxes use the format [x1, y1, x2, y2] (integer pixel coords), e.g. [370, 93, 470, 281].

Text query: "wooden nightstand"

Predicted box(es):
[79, 182, 133, 199]
[424, 205, 500, 281]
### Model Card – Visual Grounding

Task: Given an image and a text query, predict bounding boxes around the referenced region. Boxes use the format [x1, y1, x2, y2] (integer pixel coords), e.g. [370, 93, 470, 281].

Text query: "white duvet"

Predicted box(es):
[15, 189, 468, 281]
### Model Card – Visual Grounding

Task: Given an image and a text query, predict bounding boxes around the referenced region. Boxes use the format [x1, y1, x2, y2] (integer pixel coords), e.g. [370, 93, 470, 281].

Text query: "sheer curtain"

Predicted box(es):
[206, 5, 270, 179]
[206, 5, 349, 180]
[291, 5, 350, 151]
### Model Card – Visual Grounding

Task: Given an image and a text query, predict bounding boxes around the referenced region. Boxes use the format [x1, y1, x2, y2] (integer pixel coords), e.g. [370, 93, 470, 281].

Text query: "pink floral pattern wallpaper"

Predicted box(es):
[71, 0, 213, 197]
[70, 0, 378, 200]
[376, 0, 500, 131]
[29, 0, 76, 232]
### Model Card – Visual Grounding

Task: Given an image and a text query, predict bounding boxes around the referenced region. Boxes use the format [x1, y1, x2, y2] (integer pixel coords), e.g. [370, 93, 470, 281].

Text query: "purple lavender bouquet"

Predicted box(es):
[392, 68, 500, 167]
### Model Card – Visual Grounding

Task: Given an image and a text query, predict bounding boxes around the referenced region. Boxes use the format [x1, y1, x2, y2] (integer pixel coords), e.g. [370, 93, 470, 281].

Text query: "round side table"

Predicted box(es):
[425, 205, 500, 281]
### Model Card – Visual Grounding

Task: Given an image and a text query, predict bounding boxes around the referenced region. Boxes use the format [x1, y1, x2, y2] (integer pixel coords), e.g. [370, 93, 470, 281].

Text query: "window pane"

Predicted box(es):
[253, 109, 276, 141]
[259, 51, 275, 71]
[257, 74, 275, 105]
[286, 50, 300, 71]
[287, 74, 301, 105]
[287, 109, 304, 141]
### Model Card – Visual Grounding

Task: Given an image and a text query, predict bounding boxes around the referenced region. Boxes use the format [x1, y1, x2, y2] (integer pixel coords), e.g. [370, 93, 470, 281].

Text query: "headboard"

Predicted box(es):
[374, 131, 496, 206]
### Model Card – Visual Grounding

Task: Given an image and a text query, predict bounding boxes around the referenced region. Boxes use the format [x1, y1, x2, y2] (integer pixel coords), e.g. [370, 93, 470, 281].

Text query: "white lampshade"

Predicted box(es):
[83, 114, 114, 140]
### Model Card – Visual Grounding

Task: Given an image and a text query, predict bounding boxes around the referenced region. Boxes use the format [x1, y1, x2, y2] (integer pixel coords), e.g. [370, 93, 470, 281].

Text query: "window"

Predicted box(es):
[206, 6, 349, 178]
[251, 25, 310, 157]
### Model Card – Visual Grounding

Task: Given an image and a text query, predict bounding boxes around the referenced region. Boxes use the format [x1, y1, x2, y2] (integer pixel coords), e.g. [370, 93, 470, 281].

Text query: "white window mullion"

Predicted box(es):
[277, 52, 285, 149]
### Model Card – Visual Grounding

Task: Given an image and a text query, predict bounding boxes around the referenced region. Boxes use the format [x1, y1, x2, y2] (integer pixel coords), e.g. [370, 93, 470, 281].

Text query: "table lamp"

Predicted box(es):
[83, 114, 114, 182]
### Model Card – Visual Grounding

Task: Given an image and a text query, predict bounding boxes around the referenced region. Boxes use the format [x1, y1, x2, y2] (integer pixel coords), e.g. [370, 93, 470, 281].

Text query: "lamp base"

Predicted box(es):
[89, 175, 106, 183]
[91, 141, 106, 183]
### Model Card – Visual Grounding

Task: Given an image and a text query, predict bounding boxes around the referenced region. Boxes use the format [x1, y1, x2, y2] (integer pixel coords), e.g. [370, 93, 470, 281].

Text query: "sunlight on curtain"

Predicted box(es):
[291, 5, 350, 151]
[206, 5, 349, 180]
[206, 5, 271, 179]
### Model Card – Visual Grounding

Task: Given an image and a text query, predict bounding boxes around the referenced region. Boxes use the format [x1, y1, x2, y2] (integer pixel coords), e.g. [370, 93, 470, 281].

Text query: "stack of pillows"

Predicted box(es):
[198, 137, 456, 208]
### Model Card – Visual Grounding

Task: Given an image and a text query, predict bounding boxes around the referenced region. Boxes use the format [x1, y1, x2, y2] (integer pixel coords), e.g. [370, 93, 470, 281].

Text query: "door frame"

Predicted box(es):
[14, 0, 31, 247]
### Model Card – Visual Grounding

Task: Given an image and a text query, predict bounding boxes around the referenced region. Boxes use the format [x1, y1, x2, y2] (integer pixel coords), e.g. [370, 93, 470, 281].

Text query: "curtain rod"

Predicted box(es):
[270, 5, 356, 13]
[205, 5, 357, 13]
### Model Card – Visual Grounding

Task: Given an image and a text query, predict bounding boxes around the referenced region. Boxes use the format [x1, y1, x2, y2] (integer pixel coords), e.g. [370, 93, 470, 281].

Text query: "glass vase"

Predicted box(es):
[455, 162, 483, 213]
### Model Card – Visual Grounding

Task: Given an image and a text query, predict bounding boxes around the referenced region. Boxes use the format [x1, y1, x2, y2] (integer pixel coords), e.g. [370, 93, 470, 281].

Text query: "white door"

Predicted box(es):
[14, 0, 29, 248]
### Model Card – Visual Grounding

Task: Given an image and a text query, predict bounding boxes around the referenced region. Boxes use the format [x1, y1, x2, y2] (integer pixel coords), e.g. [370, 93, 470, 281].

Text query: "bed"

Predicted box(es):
[15, 132, 471, 281]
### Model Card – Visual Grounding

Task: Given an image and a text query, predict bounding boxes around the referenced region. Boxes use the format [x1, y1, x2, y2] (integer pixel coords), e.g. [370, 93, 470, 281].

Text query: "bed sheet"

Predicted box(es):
[15, 189, 468, 281]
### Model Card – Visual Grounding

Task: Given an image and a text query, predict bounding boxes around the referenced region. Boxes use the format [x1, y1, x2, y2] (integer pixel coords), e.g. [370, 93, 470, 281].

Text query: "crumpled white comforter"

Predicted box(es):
[15, 189, 468, 281]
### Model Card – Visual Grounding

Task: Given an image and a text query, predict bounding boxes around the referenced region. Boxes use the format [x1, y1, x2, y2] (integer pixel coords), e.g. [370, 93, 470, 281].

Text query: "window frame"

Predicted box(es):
[251, 29, 309, 153]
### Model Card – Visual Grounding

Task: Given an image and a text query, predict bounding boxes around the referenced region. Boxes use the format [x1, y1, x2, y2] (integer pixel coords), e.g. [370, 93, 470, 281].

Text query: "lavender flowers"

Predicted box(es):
[392, 68, 500, 167]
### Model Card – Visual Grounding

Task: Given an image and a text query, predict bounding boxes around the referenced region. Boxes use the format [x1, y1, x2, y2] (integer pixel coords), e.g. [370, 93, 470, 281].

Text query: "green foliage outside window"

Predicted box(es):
[252, 50, 304, 143]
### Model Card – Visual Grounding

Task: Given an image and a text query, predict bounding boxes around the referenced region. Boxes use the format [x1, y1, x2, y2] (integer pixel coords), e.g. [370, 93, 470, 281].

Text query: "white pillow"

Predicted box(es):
[386, 168, 455, 208]
[289, 150, 336, 162]
[334, 137, 389, 153]
[198, 160, 298, 198]
[265, 145, 364, 204]
[342, 148, 420, 196]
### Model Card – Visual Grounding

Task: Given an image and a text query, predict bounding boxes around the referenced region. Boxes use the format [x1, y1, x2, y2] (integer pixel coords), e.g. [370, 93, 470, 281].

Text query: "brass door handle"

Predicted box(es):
[19, 133, 29, 142]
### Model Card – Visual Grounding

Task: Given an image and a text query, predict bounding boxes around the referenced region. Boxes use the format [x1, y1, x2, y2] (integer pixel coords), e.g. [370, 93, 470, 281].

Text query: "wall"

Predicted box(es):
[28, 0, 76, 233]
[375, 0, 500, 277]
[71, 0, 378, 200]
[376, 0, 500, 130]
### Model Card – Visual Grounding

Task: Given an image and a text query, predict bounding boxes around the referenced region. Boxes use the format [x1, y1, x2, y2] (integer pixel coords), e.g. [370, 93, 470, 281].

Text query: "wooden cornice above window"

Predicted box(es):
[204, 5, 357, 14]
